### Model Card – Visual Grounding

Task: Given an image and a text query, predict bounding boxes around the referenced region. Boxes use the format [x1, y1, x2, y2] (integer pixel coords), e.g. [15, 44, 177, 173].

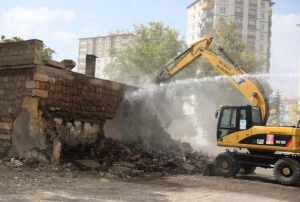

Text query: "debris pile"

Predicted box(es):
[74, 138, 215, 177]
[1, 137, 214, 178]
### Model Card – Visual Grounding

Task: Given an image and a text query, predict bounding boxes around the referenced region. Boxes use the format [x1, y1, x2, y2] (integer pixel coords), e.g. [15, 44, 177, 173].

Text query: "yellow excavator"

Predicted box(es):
[155, 35, 300, 186]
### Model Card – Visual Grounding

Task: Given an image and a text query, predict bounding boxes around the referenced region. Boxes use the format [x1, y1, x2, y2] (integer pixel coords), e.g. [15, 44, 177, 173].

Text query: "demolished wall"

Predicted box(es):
[0, 39, 137, 164]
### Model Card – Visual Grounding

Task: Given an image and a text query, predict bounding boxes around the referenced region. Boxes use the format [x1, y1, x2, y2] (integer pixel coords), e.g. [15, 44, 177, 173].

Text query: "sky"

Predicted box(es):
[1, 0, 300, 98]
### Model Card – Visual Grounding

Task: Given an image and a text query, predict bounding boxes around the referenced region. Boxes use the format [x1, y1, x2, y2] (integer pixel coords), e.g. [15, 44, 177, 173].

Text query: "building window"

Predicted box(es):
[261, 2, 265, 9]
[105, 51, 109, 57]
[116, 43, 120, 48]
[193, 15, 195, 20]
[98, 38, 102, 42]
[98, 45, 102, 50]
[116, 36, 120, 41]
[97, 66, 100, 71]
[106, 37, 109, 42]
[193, 25, 195, 30]
[260, 23, 264, 30]
[247, 41, 255, 50]
[260, 34, 264, 41]
[261, 13, 265, 20]
[98, 59, 101, 64]
[259, 44, 263, 51]
[249, 9, 256, 17]
[248, 19, 256, 28]
[194, 5, 196, 10]
[248, 31, 255, 39]
[88, 46, 91, 51]
[98, 52, 101, 57]
[249, 0, 257, 6]
[88, 39, 92, 43]
[104, 59, 107, 63]
[80, 40, 87, 44]
[234, 29, 242, 37]
[79, 47, 86, 51]
[105, 44, 109, 49]
[220, 7, 226, 14]
[234, 18, 243, 27]
[79, 54, 85, 58]
[192, 35, 194, 40]
[235, 7, 243, 15]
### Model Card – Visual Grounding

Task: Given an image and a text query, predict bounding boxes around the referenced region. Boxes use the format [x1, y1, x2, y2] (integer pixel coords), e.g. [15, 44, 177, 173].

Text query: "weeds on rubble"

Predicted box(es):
[25, 174, 31, 178]
[45, 174, 49, 178]
[59, 172, 66, 177]
[72, 171, 78, 178]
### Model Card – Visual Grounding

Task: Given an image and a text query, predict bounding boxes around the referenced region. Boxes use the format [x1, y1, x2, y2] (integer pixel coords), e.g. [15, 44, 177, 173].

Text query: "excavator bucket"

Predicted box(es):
[203, 163, 218, 176]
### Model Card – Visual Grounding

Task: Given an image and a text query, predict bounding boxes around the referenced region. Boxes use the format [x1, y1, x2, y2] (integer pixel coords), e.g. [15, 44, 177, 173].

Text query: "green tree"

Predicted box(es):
[103, 21, 188, 84]
[0, 35, 56, 60]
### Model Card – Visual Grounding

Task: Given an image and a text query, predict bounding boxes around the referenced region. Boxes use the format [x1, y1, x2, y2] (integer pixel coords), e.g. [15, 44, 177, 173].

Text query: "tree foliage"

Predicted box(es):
[103, 21, 188, 84]
[1, 35, 56, 60]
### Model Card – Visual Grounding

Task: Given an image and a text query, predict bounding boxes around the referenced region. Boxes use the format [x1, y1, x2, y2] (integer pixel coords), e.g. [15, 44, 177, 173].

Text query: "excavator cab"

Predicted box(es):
[216, 105, 263, 140]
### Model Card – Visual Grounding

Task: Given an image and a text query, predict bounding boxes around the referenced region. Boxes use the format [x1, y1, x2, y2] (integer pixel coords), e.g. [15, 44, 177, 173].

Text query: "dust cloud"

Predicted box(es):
[105, 73, 294, 155]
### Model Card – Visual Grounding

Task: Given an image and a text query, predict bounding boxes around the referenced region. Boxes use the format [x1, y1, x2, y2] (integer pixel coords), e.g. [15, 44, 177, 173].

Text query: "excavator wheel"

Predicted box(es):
[214, 152, 240, 178]
[273, 158, 300, 186]
[239, 165, 256, 175]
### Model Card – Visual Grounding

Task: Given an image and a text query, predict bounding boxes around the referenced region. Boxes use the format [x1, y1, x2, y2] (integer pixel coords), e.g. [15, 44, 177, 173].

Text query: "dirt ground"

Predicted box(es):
[0, 162, 299, 202]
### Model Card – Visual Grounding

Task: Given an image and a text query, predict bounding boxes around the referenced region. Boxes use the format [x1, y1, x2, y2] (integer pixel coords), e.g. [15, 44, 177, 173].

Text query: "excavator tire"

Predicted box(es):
[239, 165, 256, 175]
[273, 158, 300, 186]
[214, 152, 240, 178]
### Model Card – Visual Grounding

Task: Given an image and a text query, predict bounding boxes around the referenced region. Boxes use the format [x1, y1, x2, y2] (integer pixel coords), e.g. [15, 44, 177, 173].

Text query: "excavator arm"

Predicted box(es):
[155, 35, 269, 125]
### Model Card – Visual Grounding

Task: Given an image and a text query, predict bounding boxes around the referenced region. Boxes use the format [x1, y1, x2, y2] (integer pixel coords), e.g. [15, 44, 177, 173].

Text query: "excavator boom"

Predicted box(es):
[156, 35, 269, 124]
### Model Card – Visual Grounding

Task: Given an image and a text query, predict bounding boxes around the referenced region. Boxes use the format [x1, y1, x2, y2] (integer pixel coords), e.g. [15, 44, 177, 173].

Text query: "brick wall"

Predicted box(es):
[0, 40, 43, 67]
[0, 69, 34, 155]
[0, 40, 138, 163]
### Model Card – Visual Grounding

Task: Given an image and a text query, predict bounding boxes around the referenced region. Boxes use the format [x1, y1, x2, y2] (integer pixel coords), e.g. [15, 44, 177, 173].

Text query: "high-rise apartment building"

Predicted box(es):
[77, 31, 135, 78]
[186, 0, 274, 73]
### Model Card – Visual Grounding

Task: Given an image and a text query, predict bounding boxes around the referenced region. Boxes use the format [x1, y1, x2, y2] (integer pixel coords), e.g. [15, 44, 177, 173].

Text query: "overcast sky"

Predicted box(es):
[1, 0, 300, 98]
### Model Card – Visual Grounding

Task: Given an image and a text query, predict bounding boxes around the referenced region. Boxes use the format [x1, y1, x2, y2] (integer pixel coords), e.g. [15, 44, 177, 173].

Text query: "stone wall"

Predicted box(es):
[0, 40, 137, 164]
[0, 39, 43, 67]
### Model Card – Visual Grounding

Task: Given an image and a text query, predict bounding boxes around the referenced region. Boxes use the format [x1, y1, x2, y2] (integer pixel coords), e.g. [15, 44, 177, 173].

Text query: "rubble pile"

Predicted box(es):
[85, 138, 214, 176]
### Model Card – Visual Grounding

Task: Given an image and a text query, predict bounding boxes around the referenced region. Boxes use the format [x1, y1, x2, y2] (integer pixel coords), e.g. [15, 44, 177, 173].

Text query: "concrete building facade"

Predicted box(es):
[186, 0, 275, 73]
[77, 31, 135, 79]
[280, 99, 298, 125]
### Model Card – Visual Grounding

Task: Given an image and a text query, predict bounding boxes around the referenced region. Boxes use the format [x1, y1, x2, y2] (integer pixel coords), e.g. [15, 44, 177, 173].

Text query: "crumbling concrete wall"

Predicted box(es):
[0, 39, 137, 164]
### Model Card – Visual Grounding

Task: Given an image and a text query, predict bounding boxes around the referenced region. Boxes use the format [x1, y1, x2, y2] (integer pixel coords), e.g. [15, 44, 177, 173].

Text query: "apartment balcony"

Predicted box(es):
[234, 12, 243, 16]
[268, 21, 272, 27]
[247, 35, 256, 39]
[235, 0, 244, 5]
[201, 1, 214, 10]
[269, 10, 273, 16]
[248, 24, 256, 29]
[201, 12, 214, 19]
